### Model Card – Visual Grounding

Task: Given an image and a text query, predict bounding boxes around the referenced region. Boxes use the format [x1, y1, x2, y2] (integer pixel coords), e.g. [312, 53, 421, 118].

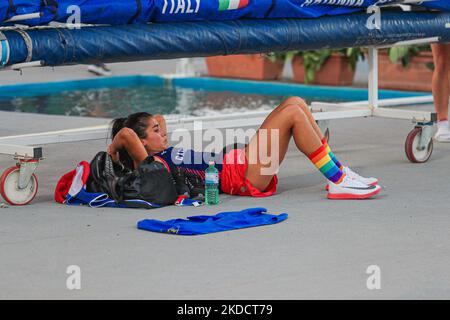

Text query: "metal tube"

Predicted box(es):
[4, 13, 41, 23]
[376, 37, 440, 49]
[368, 47, 379, 110]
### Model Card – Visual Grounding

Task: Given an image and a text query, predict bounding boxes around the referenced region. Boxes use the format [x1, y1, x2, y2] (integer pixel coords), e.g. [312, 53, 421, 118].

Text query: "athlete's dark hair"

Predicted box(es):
[111, 112, 153, 169]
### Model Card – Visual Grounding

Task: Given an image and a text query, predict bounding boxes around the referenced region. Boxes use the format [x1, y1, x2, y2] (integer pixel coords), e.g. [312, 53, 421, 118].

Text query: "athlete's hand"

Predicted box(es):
[107, 144, 120, 163]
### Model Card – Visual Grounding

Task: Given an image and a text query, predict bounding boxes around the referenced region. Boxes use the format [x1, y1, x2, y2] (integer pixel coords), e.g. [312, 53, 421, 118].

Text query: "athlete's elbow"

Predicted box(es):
[119, 128, 137, 140]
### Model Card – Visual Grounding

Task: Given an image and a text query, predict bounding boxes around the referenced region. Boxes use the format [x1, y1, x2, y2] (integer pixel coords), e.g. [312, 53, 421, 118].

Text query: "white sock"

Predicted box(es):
[437, 120, 450, 133]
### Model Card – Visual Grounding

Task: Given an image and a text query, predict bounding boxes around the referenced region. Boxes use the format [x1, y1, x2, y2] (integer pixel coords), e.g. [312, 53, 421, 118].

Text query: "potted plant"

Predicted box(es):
[291, 48, 364, 86]
[379, 45, 434, 92]
[205, 53, 285, 81]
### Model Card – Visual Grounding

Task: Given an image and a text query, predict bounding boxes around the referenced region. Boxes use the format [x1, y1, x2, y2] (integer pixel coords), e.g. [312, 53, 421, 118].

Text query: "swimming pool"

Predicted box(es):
[0, 75, 428, 118]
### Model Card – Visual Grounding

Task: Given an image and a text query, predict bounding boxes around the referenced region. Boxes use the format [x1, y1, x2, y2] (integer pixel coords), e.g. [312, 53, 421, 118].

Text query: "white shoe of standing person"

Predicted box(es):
[434, 121, 450, 143]
[88, 64, 112, 77]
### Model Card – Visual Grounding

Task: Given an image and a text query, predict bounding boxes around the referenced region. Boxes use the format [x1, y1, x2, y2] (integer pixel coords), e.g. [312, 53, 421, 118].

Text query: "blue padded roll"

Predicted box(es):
[1, 12, 449, 67]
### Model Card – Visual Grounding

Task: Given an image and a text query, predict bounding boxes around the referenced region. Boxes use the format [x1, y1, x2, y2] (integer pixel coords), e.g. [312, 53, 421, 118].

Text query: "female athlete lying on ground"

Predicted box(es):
[107, 97, 381, 200]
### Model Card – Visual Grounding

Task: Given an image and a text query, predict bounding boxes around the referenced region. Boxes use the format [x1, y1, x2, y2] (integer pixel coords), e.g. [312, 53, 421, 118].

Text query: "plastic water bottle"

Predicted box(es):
[205, 161, 220, 205]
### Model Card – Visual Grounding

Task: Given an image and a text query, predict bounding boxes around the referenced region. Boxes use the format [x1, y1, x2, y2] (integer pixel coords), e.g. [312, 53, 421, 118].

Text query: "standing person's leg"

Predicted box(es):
[446, 44, 450, 108]
[432, 43, 450, 142]
[242, 97, 380, 199]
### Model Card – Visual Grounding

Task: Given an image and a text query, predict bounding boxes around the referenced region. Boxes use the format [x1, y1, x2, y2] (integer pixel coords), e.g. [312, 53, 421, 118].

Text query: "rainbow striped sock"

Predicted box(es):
[308, 143, 345, 184]
[322, 137, 343, 171]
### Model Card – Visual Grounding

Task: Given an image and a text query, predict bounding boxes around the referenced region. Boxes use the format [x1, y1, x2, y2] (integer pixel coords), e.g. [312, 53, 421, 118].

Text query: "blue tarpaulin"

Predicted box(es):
[1, 1, 449, 26]
[1, 12, 449, 68]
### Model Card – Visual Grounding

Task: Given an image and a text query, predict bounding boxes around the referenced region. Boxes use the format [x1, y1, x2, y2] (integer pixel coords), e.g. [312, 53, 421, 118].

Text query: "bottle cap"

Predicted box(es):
[208, 161, 215, 166]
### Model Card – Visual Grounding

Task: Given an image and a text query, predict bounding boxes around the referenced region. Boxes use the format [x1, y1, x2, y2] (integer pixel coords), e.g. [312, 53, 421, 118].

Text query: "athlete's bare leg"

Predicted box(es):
[244, 97, 325, 191]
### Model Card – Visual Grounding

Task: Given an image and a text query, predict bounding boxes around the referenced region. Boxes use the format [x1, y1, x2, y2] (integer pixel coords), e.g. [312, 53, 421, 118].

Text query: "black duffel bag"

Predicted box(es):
[86, 152, 179, 208]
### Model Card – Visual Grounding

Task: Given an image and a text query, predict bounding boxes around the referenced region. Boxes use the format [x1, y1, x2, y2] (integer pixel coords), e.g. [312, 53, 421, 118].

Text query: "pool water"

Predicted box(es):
[0, 82, 344, 118]
[0, 76, 424, 119]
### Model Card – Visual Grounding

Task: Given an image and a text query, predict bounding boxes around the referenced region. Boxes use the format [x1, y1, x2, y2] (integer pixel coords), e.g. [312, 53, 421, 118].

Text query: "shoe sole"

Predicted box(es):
[325, 180, 378, 191]
[88, 71, 112, 77]
[327, 187, 381, 200]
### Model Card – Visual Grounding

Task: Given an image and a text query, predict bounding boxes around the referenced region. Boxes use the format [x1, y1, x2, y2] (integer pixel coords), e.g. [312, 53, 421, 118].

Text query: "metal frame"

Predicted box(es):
[4, 12, 42, 23]
[0, 39, 439, 155]
[1, 60, 44, 71]
[310, 38, 440, 142]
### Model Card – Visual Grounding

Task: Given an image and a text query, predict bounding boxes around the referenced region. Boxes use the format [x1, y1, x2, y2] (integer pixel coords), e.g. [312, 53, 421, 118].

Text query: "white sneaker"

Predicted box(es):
[326, 166, 378, 191]
[88, 64, 112, 77]
[434, 121, 450, 143]
[328, 175, 381, 200]
[343, 166, 378, 185]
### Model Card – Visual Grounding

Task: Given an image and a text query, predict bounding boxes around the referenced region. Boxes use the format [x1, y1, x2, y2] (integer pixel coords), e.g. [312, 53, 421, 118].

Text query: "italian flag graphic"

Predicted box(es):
[219, 0, 249, 11]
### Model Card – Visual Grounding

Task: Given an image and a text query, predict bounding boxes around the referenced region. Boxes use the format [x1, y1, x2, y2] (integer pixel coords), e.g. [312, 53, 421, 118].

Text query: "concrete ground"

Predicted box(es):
[0, 59, 189, 85]
[0, 60, 449, 300]
[1, 109, 450, 300]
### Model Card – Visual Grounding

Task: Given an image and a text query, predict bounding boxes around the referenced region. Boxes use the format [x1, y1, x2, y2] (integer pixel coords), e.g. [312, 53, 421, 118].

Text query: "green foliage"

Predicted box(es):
[265, 51, 294, 63]
[345, 48, 366, 71]
[300, 49, 332, 84]
[388, 45, 432, 69]
[290, 48, 365, 84]
[266, 45, 433, 84]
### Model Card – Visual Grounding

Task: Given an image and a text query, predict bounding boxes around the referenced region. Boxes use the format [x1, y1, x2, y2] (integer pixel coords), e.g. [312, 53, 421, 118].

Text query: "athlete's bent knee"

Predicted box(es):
[283, 96, 307, 107]
[284, 104, 308, 122]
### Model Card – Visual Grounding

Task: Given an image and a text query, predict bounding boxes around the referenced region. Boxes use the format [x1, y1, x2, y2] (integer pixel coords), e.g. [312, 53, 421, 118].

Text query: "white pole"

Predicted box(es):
[2, 60, 44, 71]
[368, 47, 379, 110]
[376, 37, 440, 49]
[4, 13, 41, 23]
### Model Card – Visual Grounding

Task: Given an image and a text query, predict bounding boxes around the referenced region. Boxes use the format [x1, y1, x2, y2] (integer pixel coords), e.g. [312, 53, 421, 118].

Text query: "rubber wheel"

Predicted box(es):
[405, 127, 433, 163]
[0, 166, 38, 206]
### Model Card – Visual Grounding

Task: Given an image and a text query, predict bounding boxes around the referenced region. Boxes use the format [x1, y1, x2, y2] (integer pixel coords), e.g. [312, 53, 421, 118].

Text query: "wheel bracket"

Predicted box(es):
[18, 160, 39, 190]
[317, 120, 330, 135]
[417, 123, 435, 152]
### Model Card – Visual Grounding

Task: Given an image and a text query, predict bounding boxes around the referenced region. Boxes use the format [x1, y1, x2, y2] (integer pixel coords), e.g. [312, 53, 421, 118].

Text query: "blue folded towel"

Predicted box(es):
[137, 207, 288, 236]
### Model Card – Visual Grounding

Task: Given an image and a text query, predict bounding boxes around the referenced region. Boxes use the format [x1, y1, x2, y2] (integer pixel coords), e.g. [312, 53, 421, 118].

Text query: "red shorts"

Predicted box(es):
[220, 148, 278, 197]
